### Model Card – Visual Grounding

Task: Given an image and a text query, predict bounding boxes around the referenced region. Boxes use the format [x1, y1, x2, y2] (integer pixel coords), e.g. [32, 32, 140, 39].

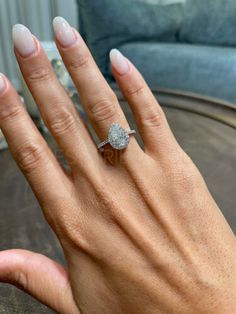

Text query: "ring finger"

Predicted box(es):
[52, 17, 142, 159]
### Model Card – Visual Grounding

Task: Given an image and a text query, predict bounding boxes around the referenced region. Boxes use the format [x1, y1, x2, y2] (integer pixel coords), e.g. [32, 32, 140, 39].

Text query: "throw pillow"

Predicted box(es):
[78, 0, 185, 76]
[179, 0, 236, 46]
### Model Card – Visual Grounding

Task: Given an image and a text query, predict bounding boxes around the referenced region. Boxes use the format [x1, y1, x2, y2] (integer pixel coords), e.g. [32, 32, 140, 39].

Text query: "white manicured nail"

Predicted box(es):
[12, 24, 37, 57]
[0, 74, 6, 94]
[110, 49, 130, 75]
[53, 16, 77, 47]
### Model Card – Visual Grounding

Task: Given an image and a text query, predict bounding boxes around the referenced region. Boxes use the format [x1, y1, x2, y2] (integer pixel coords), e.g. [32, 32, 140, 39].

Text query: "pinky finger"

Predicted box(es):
[110, 50, 180, 158]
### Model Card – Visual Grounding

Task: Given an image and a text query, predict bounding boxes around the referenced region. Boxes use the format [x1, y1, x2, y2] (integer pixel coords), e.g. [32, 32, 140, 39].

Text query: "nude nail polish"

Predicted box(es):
[53, 16, 77, 47]
[12, 24, 37, 57]
[110, 49, 130, 75]
[0, 74, 6, 94]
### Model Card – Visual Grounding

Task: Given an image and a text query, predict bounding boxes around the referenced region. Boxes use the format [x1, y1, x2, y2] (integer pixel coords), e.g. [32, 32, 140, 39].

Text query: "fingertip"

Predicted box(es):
[12, 24, 37, 57]
[109, 48, 130, 76]
[52, 16, 77, 47]
[0, 73, 8, 95]
[109, 48, 120, 61]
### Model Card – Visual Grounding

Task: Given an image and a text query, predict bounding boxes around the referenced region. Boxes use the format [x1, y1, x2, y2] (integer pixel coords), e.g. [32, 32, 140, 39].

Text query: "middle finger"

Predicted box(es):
[13, 24, 98, 174]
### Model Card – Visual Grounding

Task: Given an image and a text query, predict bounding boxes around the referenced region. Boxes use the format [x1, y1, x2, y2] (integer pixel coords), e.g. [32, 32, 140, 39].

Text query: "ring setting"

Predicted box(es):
[97, 123, 136, 151]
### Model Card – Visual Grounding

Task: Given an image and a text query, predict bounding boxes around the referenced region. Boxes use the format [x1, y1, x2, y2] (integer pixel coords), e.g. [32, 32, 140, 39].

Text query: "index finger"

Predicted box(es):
[0, 74, 73, 221]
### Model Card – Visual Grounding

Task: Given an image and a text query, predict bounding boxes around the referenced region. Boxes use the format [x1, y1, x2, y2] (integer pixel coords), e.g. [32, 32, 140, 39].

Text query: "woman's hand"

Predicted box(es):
[0, 17, 236, 314]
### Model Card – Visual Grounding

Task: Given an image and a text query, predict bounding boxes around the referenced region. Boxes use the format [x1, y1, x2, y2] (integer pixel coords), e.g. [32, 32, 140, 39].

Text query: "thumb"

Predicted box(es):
[0, 249, 79, 314]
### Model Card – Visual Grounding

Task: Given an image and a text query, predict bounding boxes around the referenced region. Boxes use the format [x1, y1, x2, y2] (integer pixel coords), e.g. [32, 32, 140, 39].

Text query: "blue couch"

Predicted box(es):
[78, 0, 236, 104]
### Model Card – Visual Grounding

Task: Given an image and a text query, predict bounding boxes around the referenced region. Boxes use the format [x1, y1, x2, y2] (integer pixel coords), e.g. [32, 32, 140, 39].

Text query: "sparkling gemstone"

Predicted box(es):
[108, 123, 130, 150]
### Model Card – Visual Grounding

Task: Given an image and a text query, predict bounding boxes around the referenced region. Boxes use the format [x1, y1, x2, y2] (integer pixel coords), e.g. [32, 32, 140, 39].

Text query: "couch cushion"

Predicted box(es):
[114, 42, 236, 104]
[78, 0, 185, 76]
[180, 0, 236, 46]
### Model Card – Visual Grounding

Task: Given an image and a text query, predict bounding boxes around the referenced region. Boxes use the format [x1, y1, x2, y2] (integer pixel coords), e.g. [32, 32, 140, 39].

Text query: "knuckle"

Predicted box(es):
[176, 168, 196, 192]
[57, 212, 95, 255]
[27, 66, 52, 83]
[169, 155, 200, 193]
[125, 84, 146, 98]
[93, 181, 119, 218]
[49, 109, 77, 136]
[88, 97, 117, 122]
[15, 143, 45, 173]
[59, 219, 84, 247]
[0, 101, 22, 123]
[68, 52, 90, 71]
[140, 107, 162, 129]
[15, 270, 28, 290]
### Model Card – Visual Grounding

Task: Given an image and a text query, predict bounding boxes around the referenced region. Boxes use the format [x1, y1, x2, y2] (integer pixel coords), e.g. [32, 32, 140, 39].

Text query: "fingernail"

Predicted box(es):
[12, 24, 37, 57]
[110, 49, 130, 75]
[53, 16, 77, 47]
[0, 74, 6, 94]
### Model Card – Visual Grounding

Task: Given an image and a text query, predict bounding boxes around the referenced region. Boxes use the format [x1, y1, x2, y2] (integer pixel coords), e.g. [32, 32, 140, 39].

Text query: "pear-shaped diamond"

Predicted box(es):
[108, 123, 130, 150]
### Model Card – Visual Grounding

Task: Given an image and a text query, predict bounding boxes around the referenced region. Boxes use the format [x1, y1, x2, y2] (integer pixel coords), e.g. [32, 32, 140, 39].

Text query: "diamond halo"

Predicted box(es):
[108, 123, 130, 150]
[97, 123, 136, 151]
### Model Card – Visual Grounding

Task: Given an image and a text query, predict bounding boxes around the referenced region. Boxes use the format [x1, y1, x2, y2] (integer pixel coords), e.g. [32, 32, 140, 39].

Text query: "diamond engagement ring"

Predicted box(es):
[97, 123, 136, 152]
